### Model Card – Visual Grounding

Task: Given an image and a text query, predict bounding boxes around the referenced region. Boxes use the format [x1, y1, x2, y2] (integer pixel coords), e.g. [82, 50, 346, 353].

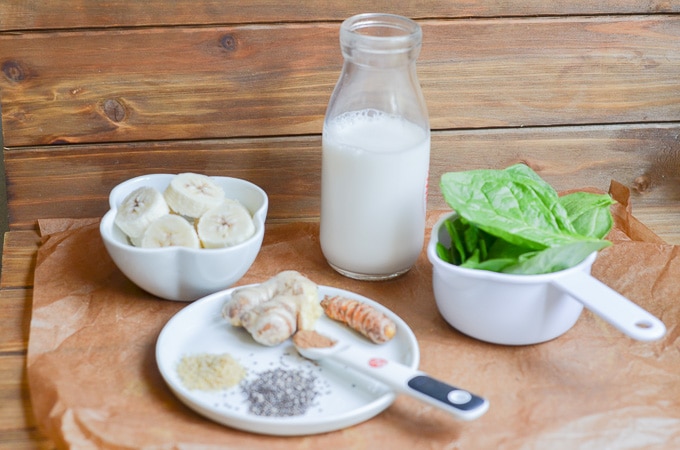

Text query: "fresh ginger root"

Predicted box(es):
[222, 270, 322, 346]
[240, 299, 298, 346]
[320, 295, 396, 344]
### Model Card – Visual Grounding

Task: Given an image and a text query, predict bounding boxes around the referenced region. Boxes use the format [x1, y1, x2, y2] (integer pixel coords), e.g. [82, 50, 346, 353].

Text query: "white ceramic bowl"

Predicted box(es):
[100, 174, 268, 302]
[427, 212, 595, 345]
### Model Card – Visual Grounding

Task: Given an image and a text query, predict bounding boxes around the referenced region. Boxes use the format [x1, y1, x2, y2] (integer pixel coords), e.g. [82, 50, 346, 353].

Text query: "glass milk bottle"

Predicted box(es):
[320, 13, 430, 281]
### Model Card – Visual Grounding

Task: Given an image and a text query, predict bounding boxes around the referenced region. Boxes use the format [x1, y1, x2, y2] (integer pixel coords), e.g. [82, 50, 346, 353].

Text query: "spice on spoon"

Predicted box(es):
[292, 329, 336, 349]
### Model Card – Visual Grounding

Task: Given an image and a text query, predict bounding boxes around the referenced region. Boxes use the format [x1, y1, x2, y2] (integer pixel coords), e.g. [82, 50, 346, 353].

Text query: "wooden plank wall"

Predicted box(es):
[1, 2, 679, 242]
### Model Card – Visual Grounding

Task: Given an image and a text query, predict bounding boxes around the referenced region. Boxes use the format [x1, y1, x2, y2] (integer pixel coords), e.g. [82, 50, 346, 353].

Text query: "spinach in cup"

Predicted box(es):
[437, 164, 614, 275]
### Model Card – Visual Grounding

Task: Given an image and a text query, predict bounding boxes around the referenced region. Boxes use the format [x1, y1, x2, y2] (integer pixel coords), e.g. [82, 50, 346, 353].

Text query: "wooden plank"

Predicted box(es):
[422, 16, 680, 129]
[0, 289, 32, 352]
[0, 431, 54, 450]
[4, 124, 680, 243]
[0, 353, 33, 432]
[0, 232, 41, 289]
[9, 0, 358, 30]
[4, 137, 322, 227]
[1, 0, 679, 32]
[2, 16, 679, 147]
[0, 352, 52, 449]
[0, 24, 338, 147]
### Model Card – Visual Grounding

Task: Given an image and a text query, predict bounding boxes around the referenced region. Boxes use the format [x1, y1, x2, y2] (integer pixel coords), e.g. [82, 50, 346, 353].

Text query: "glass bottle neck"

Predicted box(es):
[339, 13, 422, 68]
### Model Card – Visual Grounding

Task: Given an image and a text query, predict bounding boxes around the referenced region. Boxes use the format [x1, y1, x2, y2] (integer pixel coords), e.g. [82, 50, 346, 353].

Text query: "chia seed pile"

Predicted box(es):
[241, 368, 319, 417]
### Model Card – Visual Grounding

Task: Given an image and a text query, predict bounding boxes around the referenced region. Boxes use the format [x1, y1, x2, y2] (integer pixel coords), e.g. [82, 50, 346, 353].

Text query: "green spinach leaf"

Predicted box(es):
[559, 191, 615, 239]
[438, 164, 614, 275]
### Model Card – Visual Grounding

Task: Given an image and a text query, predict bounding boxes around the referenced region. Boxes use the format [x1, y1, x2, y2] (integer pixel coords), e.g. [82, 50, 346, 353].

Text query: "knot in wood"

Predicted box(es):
[220, 34, 237, 51]
[102, 98, 127, 122]
[2, 60, 26, 82]
[633, 175, 651, 193]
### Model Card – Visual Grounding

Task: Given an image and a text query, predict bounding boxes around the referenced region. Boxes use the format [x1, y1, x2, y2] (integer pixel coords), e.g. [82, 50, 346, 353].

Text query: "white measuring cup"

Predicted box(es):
[428, 212, 666, 345]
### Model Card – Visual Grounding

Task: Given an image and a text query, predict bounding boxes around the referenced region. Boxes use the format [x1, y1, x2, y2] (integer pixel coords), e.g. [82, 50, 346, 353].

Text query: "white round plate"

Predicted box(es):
[156, 285, 420, 436]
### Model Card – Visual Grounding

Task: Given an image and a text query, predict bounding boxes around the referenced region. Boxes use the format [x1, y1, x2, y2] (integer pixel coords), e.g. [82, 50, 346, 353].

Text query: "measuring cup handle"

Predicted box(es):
[552, 271, 666, 341]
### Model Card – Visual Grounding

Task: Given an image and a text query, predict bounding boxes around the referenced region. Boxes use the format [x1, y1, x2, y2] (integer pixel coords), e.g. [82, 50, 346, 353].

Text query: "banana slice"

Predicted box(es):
[140, 214, 201, 248]
[164, 173, 225, 218]
[197, 199, 256, 248]
[114, 186, 170, 243]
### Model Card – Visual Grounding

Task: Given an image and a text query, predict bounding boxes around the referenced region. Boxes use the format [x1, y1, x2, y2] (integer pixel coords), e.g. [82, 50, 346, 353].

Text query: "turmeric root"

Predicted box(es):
[320, 295, 396, 344]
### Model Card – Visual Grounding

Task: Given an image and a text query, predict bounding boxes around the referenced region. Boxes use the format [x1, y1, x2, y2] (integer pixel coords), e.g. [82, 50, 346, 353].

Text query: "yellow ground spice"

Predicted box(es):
[177, 353, 246, 391]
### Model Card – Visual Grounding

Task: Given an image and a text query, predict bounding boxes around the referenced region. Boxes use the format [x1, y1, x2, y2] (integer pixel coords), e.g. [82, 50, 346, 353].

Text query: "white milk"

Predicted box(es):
[320, 109, 430, 278]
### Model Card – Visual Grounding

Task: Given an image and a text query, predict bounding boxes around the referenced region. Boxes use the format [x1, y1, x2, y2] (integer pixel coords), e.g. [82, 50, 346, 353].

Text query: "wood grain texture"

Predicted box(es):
[2, 17, 679, 146]
[0, 289, 33, 352]
[0, 232, 41, 288]
[4, 125, 680, 243]
[2, 1, 680, 31]
[0, 351, 50, 450]
[0, 354, 30, 427]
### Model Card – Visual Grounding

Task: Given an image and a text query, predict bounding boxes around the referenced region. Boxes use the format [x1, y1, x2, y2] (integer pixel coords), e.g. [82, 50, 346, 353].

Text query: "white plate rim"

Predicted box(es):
[155, 285, 420, 436]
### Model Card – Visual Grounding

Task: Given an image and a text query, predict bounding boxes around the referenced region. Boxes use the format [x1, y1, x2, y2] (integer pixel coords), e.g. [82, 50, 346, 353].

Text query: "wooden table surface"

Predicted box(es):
[1, 1, 679, 448]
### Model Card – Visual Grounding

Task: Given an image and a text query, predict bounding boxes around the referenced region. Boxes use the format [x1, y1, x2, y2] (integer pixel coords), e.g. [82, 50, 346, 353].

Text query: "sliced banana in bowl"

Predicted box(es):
[114, 186, 170, 242]
[164, 172, 226, 219]
[112, 173, 258, 250]
[141, 214, 201, 249]
[197, 199, 256, 248]
[100, 173, 268, 302]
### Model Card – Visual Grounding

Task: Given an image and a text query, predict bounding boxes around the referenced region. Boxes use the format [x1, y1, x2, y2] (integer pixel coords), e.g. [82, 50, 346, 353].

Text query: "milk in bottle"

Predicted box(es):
[321, 110, 429, 278]
[320, 13, 430, 280]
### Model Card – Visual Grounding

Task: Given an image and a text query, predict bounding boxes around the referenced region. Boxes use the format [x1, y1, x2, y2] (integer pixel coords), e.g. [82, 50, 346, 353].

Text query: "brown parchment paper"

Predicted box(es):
[27, 183, 680, 449]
